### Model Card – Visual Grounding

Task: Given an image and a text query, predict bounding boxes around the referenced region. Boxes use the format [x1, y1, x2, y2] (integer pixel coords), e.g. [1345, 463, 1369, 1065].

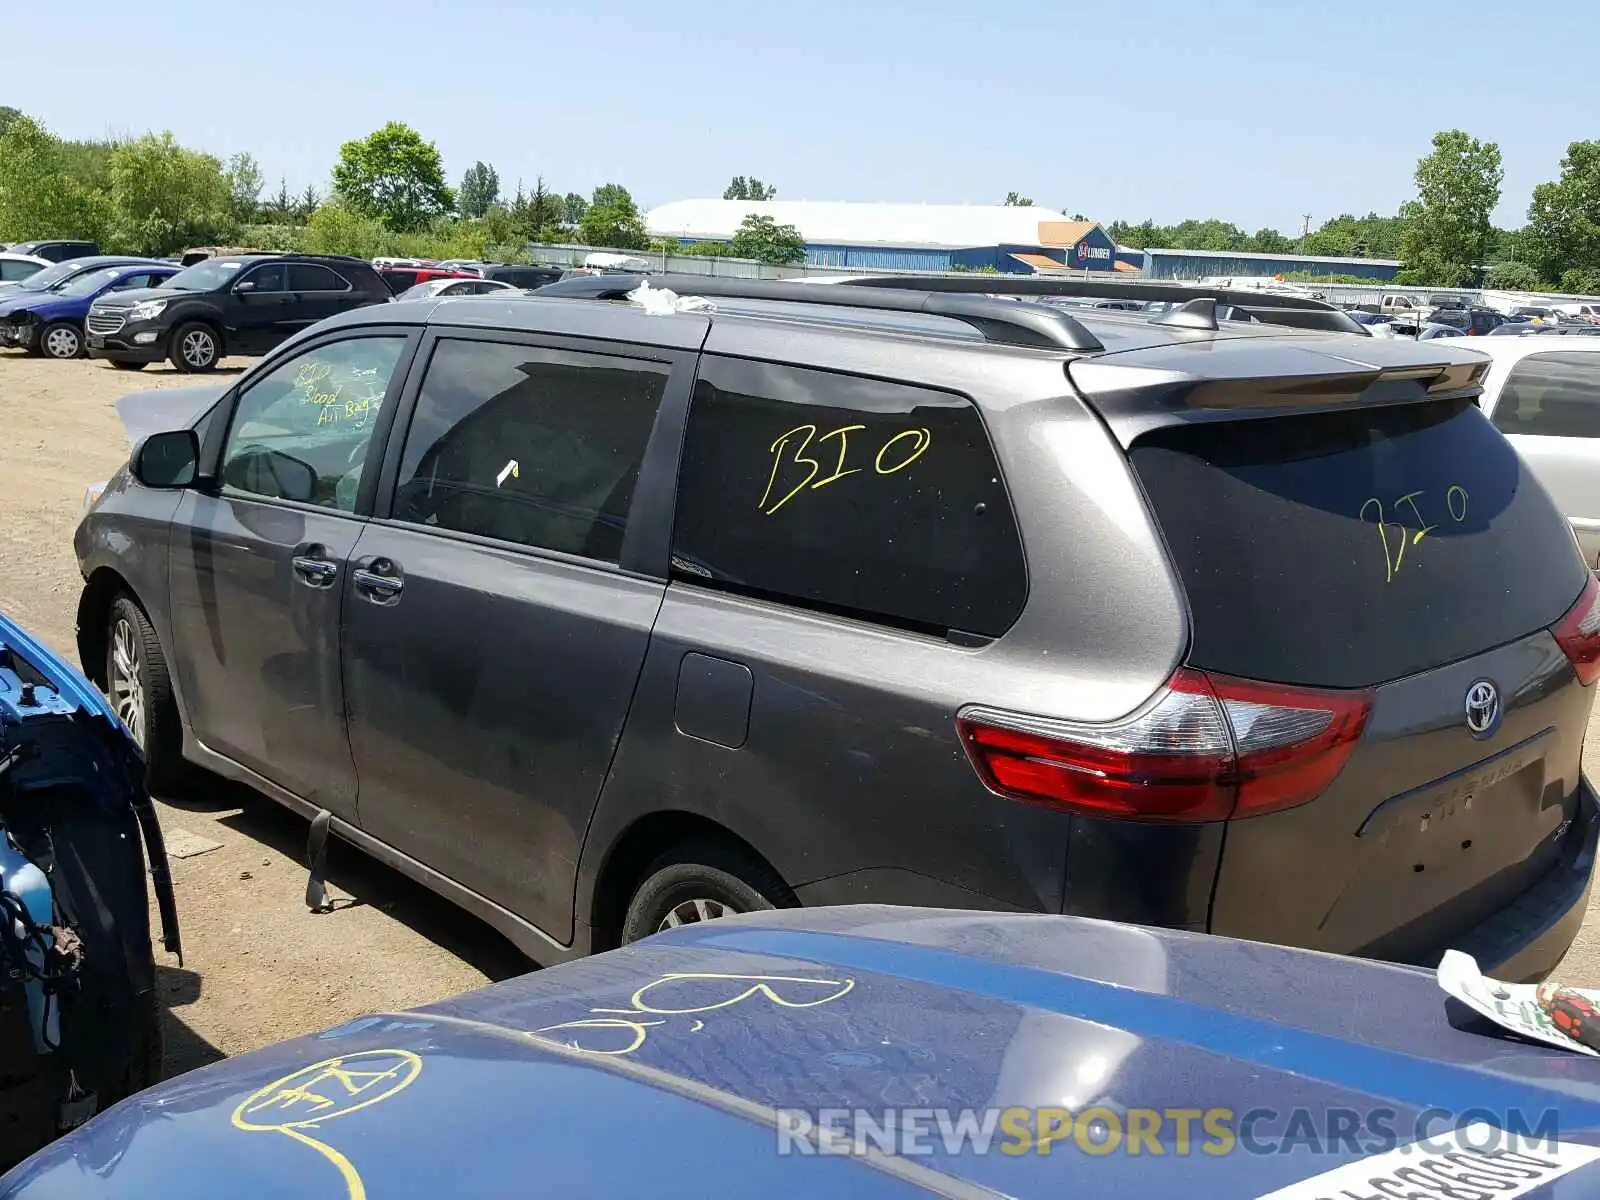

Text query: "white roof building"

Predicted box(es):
[644, 199, 1079, 249]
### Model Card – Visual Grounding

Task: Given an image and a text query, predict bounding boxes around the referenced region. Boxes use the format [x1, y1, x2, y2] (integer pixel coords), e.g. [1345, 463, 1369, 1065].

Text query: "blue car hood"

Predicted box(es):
[6, 907, 1600, 1198]
[0, 290, 74, 318]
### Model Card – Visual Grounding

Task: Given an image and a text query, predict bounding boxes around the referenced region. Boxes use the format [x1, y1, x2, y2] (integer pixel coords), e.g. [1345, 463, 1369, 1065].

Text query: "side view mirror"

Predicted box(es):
[233, 280, 257, 294]
[131, 429, 199, 489]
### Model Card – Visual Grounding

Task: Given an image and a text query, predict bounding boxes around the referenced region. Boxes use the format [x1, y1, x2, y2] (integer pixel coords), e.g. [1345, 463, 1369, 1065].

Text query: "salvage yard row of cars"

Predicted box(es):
[0, 243, 576, 368]
[9, 266, 1600, 1193]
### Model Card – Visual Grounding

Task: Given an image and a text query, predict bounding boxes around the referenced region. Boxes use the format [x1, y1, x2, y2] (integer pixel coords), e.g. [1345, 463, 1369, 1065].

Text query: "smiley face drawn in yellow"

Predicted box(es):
[231, 1049, 422, 1200]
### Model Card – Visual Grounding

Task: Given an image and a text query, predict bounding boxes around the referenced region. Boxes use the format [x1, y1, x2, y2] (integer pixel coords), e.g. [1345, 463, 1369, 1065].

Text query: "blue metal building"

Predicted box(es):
[1137, 246, 1402, 281]
[645, 200, 1130, 275]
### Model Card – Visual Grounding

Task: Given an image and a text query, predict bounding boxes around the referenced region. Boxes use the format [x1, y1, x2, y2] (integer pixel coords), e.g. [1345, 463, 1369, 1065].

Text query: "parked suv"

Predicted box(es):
[73, 275, 1600, 980]
[1426, 305, 1510, 335]
[84, 253, 392, 372]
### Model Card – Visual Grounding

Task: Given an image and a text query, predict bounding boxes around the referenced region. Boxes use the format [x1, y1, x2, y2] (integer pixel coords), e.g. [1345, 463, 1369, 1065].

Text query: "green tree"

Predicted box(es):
[1003, 191, 1034, 206]
[332, 121, 453, 232]
[107, 132, 236, 255]
[1561, 267, 1600, 295]
[1299, 227, 1355, 257]
[1485, 260, 1541, 290]
[1398, 129, 1503, 286]
[458, 161, 500, 219]
[578, 184, 648, 249]
[723, 175, 777, 200]
[1523, 141, 1600, 288]
[562, 191, 588, 224]
[590, 183, 633, 211]
[225, 152, 263, 224]
[507, 177, 567, 243]
[0, 106, 20, 139]
[1251, 227, 1293, 254]
[297, 185, 322, 220]
[0, 116, 108, 244]
[728, 213, 806, 264]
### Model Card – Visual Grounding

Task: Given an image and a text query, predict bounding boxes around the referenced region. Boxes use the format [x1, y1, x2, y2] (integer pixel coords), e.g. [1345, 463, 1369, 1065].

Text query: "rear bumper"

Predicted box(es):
[1445, 775, 1598, 983]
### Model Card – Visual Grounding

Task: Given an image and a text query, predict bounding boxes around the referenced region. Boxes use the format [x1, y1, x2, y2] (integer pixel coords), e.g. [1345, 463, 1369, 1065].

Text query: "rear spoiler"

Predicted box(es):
[1068, 343, 1491, 445]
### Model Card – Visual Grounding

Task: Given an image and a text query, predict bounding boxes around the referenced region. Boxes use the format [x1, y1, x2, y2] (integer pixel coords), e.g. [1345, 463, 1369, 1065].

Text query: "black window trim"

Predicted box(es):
[204, 325, 424, 518]
[235, 260, 292, 294]
[290, 262, 355, 295]
[368, 325, 700, 580]
[666, 351, 1031, 642]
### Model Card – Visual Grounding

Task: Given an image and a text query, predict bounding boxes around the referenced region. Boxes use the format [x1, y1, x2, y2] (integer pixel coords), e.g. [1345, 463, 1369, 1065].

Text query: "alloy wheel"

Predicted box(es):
[181, 330, 216, 369]
[43, 326, 80, 359]
[109, 617, 146, 747]
[657, 898, 733, 932]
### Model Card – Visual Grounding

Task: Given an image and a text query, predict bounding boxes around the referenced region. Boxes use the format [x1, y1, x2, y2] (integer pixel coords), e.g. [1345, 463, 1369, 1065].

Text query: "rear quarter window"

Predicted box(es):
[1490, 351, 1600, 438]
[1132, 398, 1587, 688]
[671, 357, 1027, 638]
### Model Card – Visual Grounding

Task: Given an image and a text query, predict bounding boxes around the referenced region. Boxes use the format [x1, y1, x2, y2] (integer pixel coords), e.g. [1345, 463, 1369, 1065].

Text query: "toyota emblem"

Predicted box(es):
[1464, 679, 1501, 740]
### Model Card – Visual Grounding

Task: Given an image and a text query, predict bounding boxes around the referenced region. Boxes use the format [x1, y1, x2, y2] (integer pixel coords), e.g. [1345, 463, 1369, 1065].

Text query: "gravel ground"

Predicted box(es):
[0, 350, 1597, 1080]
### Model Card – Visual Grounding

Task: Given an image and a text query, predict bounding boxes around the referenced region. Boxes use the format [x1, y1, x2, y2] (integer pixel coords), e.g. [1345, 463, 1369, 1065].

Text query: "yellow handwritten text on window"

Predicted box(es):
[1359, 485, 1469, 582]
[758, 423, 931, 515]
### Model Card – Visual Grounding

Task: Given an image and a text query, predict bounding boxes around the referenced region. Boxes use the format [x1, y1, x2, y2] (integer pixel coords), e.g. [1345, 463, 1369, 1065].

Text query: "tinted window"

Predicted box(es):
[672, 357, 1026, 638]
[1131, 399, 1586, 688]
[1491, 352, 1600, 438]
[392, 339, 668, 563]
[290, 264, 349, 292]
[241, 263, 289, 293]
[381, 270, 419, 294]
[220, 337, 407, 511]
[0, 260, 42, 282]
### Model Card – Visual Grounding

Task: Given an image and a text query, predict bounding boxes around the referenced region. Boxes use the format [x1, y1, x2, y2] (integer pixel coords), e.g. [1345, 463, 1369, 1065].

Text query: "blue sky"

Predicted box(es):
[13, 0, 1595, 233]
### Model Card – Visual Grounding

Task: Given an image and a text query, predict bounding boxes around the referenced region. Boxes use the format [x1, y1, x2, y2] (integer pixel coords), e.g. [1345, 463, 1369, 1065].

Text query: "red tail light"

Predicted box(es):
[958, 669, 1372, 824]
[1552, 575, 1600, 686]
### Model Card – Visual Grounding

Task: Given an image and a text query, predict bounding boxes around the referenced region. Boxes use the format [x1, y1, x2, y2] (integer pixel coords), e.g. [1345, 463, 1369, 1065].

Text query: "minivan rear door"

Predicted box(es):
[1483, 348, 1600, 570]
[1123, 390, 1596, 969]
[342, 324, 703, 946]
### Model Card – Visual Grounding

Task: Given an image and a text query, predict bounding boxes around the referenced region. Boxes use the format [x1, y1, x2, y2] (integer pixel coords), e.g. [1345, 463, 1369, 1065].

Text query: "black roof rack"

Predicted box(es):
[531, 273, 1105, 352]
[826, 274, 1367, 335]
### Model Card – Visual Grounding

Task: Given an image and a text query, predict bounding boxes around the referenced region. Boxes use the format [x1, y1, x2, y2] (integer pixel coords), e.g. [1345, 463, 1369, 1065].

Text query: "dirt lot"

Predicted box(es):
[2, 351, 1600, 1080]
[0, 351, 528, 1078]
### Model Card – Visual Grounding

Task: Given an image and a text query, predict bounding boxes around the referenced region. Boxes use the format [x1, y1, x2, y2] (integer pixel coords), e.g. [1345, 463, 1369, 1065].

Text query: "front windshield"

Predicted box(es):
[162, 258, 248, 291]
[52, 268, 125, 298]
[17, 262, 83, 291]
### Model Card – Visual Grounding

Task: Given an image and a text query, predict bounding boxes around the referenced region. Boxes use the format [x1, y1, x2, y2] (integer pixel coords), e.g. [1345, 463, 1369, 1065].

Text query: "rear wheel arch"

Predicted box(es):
[589, 812, 793, 952]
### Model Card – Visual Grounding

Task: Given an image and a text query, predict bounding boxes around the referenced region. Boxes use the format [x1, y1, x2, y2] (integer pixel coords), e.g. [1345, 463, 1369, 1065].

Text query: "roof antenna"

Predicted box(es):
[1149, 296, 1220, 332]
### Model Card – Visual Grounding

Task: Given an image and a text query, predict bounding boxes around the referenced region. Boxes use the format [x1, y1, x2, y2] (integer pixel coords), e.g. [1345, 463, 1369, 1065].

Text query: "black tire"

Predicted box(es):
[619, 840, 792, 945]
[168, 321, 219, 373]
[109, 360, 148, 371]
[39, 321, 85, 360]
[106, 594, 188, 796]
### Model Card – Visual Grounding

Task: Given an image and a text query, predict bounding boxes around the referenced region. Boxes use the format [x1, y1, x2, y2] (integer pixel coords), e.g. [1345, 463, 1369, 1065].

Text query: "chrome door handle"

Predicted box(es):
[291, 556, 338, 587]
[353, 569, 403, 602]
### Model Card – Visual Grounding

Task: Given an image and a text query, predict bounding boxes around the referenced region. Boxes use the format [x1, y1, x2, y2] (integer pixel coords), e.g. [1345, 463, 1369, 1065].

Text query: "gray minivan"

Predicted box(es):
[73, 276, 1600, 978]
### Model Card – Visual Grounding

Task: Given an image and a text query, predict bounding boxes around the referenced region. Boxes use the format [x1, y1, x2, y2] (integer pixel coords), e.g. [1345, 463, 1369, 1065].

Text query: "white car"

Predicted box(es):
[0, 252, 49, 285]
[393, 277, 523, 302]
[1476, 337, 1600, 570]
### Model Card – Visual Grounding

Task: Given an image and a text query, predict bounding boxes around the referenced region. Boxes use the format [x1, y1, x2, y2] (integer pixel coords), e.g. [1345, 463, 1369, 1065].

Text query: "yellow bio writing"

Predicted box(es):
[232, 1048, 422, 1200]
[535, 972, 855, 1057]
[758, 423, 932, 516]
[1359, 485, 1469, 583]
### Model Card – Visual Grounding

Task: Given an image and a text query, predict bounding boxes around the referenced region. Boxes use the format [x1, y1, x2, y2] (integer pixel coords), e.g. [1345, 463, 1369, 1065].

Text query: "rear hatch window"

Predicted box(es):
[1130, 397, 1586, 688]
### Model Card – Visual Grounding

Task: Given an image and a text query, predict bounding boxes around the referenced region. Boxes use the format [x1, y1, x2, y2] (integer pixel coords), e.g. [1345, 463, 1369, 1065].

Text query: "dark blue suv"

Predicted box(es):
[0, 261, 176, 359]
